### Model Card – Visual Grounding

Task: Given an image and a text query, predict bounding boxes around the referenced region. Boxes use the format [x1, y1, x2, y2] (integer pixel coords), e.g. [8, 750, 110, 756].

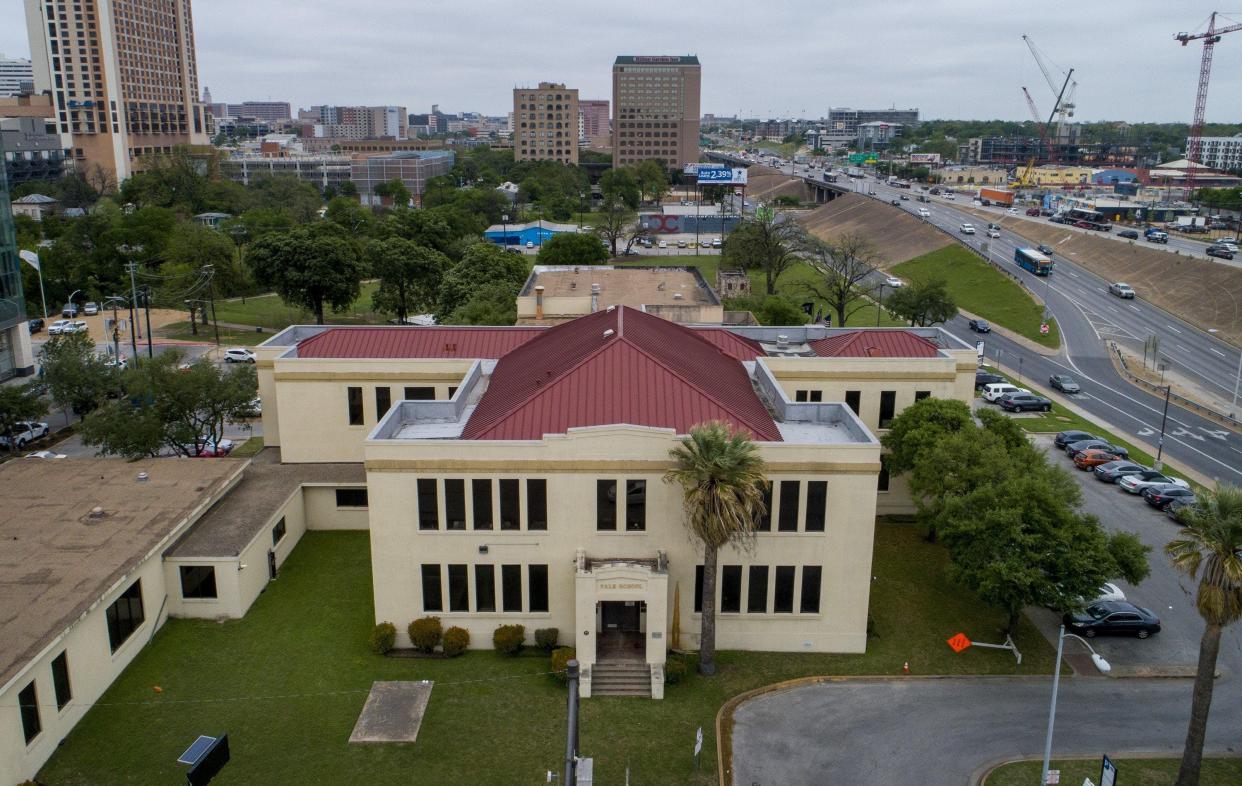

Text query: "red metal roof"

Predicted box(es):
[692, 328, 765, 361]
[296, 327, 544, 359]
[809, 330, 941, 358]
[463, 307, 782, 441]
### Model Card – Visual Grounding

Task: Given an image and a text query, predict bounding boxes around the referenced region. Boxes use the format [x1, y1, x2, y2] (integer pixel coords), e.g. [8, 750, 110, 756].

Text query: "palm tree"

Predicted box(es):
[664, 422, 767, 676]
[1165, 483, 1242, 786]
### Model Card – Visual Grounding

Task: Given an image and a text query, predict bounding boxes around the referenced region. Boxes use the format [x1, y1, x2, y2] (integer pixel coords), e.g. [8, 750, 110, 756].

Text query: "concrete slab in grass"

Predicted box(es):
[349, 680, 433, 744]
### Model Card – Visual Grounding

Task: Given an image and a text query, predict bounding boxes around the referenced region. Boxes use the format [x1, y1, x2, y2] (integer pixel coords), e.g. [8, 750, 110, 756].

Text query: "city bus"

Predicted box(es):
[1014, 247, 1054, 276]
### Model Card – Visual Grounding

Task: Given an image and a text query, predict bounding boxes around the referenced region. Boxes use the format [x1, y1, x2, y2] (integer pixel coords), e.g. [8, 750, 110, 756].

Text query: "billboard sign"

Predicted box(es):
[909, 152, 942, 165]
[696, 165, 748, 185]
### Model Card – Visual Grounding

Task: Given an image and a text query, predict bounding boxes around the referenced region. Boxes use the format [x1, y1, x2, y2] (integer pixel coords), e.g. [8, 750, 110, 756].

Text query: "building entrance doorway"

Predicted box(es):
[598, 600, 645, 661]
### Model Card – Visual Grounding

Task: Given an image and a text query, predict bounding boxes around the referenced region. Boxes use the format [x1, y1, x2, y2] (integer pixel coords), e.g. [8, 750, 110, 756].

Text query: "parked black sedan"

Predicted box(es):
[1093, 461, 1149, 483]
[1142, 484, 1196, 510]
[1055, 429, 1099, 450]
[1063, 601, 1161, 639]
[1049, 374, 1080, 394]
[1117, 229, 1140, 239]
[968, 319, 991, 333]
[1066, 439, 1130, 460]
[975, 371, 1005, 389]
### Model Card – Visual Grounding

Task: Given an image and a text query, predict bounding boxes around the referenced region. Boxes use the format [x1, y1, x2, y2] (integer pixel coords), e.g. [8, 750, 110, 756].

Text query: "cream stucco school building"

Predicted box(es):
[254, 306, 977, 698]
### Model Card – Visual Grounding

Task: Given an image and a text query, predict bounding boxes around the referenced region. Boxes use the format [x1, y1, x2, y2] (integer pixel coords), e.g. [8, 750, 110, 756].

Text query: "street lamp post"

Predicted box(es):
[1040, 625, 1111, 786]
[501, 214, 509, 249]
[1154, 384, 1172, 472]
[875, 282, 885, 327]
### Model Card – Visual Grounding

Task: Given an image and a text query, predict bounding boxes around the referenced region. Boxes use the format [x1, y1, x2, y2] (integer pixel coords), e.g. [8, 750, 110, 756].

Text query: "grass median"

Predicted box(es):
[893, 245, 1061, 348]
[984, 757, 1242, 786]
[39, 524, 1054, 785]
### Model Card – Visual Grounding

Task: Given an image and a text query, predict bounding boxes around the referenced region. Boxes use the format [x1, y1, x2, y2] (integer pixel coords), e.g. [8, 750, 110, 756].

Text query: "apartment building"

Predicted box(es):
[1196, 135, 1242, 173]
[612, 56, 701, 169]
[513, 82, 579, 164]
[226, 101, 292, 125]
[250, 308, 975, 697]
[22, 0, 211, 183]
[305, 105, 407, 140]
[579, 99, 609, 146]
[0, 55, 35, 97]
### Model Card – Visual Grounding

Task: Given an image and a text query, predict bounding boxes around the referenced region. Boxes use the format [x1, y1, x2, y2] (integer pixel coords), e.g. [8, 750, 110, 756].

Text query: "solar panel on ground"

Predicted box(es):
[177, 735, 216, 765]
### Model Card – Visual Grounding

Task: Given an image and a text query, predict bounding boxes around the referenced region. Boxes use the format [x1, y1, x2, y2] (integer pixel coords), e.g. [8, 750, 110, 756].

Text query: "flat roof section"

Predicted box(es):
[166, 448, 366, 559]
[521, 265, 720, 307]
[0, 458, 246, 689]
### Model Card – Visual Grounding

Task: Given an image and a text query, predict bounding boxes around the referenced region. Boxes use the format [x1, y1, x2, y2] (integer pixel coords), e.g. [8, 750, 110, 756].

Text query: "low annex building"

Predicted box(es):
[516, 265, 724, 325]
[254, 307, 977, 697]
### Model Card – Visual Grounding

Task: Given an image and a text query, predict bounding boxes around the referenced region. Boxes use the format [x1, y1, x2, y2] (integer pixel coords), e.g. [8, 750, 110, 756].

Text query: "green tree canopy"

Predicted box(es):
[373, 178, 412, 208]
[722, 294, 808, 326]
[248, 227, 362, 324]
[883, 277, 957, 326]
[436, 242, 529, 323]
[722, 212, 806, 295]
[535, 232, 609, 266]
[367, 238, 450, 323]
[445, 282, 519, 326]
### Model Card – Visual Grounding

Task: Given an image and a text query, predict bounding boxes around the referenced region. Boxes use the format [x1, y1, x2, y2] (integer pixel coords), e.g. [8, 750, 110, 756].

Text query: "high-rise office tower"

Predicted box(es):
[0, 55, 35, 97]
[513, 82, 579, 164]
[612, 56, 700, 169]
[23, 0, 211, 183]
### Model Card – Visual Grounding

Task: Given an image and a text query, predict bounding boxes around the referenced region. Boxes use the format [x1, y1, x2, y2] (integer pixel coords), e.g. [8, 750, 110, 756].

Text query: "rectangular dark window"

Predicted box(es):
[805, 481, 827, 532]
[796, 390, 822, 402]
[499, 479, 520, 530]
[878, 456, 891, 492]
[879, 390, 897, 429]
[810, 390, 822, 402]
[502, 564, 523, 612]
[845, 390, 861, 416]
[404, 386, 435, 400]
[375, 386, 392, 417]
[795, 390, 808, 402]
[526, 479, 547, 530]
[778, 481, 800, 532]
[19, 681, 40, 744]
[347, 386, 364, 425]
[915, 390, 931, 401]
[472, 479, 493, 530]
[757, 482, 772, 531]
[800, 566, 823, 613]
[721, 565, 742, 613]
[52, 651, 71, 710]
[335, 488, 368, 508]
[106, 580, 144, 652]
[444, 479, 466, 530]
[271, 517, 286, 547]
[448, 564, 469, 612]
[528, 564, 549, 612]
[774, 566, 796, 613]
[625, 480, 646, 531]
[448, 386, 458, 398]
[417, 479, 439, 530]
[179, 565, 217, 599]
[694, 565, 704, 613]
[475, 565, 496, 612]
[747, 566, 769, 613]
[596, 479, 617, 530]
[421, 564, 443, 611]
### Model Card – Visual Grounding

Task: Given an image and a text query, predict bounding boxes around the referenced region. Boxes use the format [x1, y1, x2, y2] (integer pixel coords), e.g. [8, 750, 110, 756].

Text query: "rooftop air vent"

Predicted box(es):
[776, 334, 789, 349]
[88, 506, 106, 519]
[606, 305, 616, 312]
[136, 471, 149, 483]
[603, 328, 615, 338]
[672, 293, 683, 300]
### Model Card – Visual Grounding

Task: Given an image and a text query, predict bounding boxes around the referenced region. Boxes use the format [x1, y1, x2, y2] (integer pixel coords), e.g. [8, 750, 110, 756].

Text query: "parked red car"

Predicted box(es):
[1074, 448, 1122, 470]
[1026, 207, 1041, 216]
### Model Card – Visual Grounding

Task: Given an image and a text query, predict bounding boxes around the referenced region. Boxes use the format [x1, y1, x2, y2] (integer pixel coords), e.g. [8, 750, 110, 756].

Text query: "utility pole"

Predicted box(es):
[1154, 385, 1172, 471]
[564, 660, 580, 786]
[105, 296, 124, 362]
[141, 286, 154, 358]
[205, 265, 221, 350]
[118, 244, 143, 362]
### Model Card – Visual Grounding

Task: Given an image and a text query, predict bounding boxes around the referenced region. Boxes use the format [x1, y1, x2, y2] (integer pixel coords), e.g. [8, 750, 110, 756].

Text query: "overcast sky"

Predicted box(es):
[2, 0, 1238, 123]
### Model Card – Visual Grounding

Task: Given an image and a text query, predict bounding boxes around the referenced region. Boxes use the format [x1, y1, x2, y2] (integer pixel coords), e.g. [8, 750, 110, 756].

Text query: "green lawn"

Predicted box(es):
[211, 282, 384, 330]
[155, 321, 270, 346]
[39, 524, 1055, 785]
[893, 245, 1061, 348]
[985, 757, 1242, 786]
[230, 436, 265, 457]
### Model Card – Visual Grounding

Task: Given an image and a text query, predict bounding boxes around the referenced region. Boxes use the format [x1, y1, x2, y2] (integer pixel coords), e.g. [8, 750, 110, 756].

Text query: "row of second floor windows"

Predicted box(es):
[347, 385, 458, 426]
[421, 562, 548, 614]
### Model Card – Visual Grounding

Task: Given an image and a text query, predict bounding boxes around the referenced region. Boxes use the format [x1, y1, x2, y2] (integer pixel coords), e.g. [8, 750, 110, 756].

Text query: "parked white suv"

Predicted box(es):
[959, 223, 976, 235]
[982, 382, 1029, 403]
[223, 347, 256, 363]
[917, 207, 931, 218]
[0, 421, 50, 449]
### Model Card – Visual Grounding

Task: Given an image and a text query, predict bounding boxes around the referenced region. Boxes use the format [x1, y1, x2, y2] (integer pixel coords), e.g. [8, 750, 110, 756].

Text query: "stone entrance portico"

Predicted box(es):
[573, 549, 669, 698]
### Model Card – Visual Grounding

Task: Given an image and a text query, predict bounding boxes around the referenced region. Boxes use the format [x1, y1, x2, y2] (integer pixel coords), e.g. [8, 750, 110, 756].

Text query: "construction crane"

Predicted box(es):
[1023, 35, 1077, 141]
[1013, 72, 1072, 188]
[1176, 12, 1242, 197]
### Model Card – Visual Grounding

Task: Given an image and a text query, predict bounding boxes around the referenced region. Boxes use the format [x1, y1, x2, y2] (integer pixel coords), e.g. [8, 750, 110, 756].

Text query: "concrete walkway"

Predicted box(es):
[731, 676, 1242, 786]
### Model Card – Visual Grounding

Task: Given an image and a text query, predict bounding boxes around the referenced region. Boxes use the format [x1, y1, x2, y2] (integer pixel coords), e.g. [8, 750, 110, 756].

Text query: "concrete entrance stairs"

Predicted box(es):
[591, 660, 651, 697]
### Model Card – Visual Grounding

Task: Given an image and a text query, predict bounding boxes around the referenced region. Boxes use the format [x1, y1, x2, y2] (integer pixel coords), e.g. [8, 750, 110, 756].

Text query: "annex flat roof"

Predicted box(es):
[0, 458, 245, 690]
[520, 266, 720, 307]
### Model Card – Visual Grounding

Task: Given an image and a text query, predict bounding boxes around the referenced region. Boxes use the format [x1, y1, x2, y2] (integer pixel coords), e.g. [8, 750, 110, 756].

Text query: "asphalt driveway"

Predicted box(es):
[731, 677, 1242, 786]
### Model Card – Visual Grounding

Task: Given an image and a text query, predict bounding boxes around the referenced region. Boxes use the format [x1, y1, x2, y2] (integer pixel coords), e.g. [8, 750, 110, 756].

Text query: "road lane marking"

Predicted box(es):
[1129, 304, 1141, 312]
[1166, 325, 1182, 334]
[1209, 348, 1226, 357]
[1177, 344, 1189, 352]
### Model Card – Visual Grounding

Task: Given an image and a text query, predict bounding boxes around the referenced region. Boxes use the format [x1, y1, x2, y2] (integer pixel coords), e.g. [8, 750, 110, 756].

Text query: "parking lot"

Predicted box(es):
[1027, 433, 1242, 678]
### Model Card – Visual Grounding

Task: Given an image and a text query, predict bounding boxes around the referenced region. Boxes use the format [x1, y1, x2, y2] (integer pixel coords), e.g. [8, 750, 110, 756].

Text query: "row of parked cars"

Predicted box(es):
[975, 372, 1053, 412]
[1053, 429, 1195, 515]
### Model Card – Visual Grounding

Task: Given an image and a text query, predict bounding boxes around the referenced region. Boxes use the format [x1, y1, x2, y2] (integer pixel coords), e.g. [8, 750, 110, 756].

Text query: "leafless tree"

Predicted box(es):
[800, 233, 884, 327]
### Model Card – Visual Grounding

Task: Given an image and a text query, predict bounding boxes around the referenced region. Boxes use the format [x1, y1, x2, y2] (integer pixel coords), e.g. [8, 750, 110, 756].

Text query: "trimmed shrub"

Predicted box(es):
[551, 646, 577, 682]
[493, 623, 526, 655]
[443, 626, 470, 657]
[369, 621, 397, 654]
[534, 627, 560, 652]
[408, 616, 443, 654]
[664, 655, 688, 685]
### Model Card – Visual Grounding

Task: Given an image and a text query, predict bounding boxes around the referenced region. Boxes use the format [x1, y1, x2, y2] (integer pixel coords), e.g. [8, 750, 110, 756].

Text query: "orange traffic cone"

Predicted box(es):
[902, 662, 910, 675]
[153, 685, 163, 693]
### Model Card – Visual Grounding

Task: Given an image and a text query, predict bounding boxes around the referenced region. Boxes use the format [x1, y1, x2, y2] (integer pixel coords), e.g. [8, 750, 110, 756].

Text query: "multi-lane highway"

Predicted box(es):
[732, 154, 1242, 484]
